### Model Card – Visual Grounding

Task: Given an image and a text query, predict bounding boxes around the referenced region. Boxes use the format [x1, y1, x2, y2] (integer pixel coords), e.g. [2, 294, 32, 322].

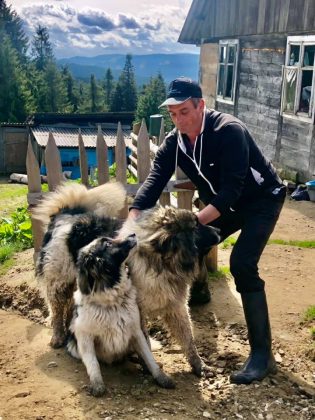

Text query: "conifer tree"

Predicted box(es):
[90, 74, 102, 112]
[31, 25, 54, 71]
[103, 68, 114, 111]
[111, 54, 137, 112]
[135, 73, 172, 131]
[61, 66, 79, 112]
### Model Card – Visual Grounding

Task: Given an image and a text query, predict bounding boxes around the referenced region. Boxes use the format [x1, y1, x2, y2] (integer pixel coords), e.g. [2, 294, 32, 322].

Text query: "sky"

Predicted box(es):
[9, 0, 199, 58]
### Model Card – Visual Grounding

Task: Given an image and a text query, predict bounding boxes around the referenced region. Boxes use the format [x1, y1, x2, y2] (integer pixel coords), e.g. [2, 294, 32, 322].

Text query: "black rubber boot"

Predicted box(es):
[189, 257, 211, 306]
[230, 291, 277, 384]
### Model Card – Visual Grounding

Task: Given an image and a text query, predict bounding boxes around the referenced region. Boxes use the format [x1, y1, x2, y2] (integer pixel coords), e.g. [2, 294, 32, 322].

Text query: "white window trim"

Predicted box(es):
[281, 35, 315, 123]
[216, 39, 239, 105]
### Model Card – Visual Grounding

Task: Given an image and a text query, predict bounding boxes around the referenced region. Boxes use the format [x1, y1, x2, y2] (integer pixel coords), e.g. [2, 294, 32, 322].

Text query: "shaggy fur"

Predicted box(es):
[34, 182, 126, 348]
[67, 235, 174, 397]
[119, 205, 221, 376]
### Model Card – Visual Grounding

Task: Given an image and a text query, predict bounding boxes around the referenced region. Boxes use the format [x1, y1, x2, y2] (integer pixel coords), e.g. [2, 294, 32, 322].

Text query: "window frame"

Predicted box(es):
[281, 35, 315, 123]
[216, 39, 239, 105]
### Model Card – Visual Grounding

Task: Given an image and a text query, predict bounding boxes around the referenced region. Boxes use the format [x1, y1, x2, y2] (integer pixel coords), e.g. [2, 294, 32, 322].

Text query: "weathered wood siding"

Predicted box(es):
[199, 43, 217, 109]
[236, 44, 284, 161]
[0, 126, 28, 174]
[279, 118, 314, 179]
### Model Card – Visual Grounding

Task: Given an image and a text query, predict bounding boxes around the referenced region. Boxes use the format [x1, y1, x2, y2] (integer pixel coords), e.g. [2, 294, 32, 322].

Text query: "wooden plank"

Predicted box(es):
[26, 138, 41, 193]
[136, 119, 151, 182]
[96, 124, 109, 185]
[176, 167, 194, 210]
[45, 131, 63, 191]
[157, 117, 171, 206]
[78, 129, 89, 187]
[115, 122, 127, 184]
[198, 201, 218, 272]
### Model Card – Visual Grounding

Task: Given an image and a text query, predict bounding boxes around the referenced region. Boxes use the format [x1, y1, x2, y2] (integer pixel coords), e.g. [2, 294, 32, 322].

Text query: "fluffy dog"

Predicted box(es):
[119, 205, 221, 376]
[66, 234, 174, 396]
[34, 182, 127, 348]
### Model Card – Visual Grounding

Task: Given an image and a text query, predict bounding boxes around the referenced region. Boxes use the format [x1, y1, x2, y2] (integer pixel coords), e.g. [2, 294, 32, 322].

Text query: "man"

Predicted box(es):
[128, 77, 286, 385]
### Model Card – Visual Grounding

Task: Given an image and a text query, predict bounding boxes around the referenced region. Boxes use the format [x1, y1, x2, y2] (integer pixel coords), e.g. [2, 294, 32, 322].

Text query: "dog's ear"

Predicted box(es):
[195, 223, 221, 255]
[112, 234, 137, 265]
[77, 253, 96, 295]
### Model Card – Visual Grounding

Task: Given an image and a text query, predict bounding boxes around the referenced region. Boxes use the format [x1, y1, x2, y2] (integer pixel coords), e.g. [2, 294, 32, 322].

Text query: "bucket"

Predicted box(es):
[306, 180, 315, 202]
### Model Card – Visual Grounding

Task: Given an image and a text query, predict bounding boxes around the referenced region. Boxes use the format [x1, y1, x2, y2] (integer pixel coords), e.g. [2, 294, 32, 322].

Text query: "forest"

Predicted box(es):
[0, 0, 171, 129]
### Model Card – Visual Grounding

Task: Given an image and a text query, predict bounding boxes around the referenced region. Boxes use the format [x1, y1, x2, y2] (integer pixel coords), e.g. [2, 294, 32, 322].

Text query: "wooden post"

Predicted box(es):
[157, 118, 171, 207]
[115, 122, 128, 218]
[136, 119, 151, 182]
[78, 128, 89, 187]
[176, 167, 194, 210]
[199, 201, 218, 272]
[26, 138, 43, 263]
[45, 131, 63, 191]
[96, 125, 109, 185]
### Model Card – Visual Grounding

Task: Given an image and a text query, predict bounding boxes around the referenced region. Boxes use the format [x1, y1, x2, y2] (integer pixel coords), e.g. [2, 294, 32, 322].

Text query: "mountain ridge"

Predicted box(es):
[57, 53, 199, 85]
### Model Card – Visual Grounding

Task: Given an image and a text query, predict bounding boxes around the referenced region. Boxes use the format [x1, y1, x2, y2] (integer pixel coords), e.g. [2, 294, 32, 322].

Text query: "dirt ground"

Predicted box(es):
[0, 197, 314, 420]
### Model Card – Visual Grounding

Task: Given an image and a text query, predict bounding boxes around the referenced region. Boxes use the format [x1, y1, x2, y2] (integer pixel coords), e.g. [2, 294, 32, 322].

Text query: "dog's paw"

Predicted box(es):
[190, 357, 203, 378]
[155, 373, 176, 389]
[50, 334, 66, 349]
[88, 382, 106, 397]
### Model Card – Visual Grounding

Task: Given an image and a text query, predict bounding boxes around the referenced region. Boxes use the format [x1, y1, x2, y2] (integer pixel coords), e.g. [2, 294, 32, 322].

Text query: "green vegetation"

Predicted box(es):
[268, 239, 315, 248]
[310, 327, 315, 340]
[208, 266, 231, 280]
[304, 305, 315, 322]
[220, 236, 237, 249]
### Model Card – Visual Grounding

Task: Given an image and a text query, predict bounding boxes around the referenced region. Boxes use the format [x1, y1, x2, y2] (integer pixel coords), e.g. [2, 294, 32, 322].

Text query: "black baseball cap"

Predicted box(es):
[159, 77, 203, 107]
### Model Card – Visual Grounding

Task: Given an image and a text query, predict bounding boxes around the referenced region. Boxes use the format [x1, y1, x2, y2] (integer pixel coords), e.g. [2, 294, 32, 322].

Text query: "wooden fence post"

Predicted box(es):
[136, 119, 151, 182]
[96, 125, 109, 185]
[115, 122, 128, 218]
[26, 138, 43, 263]
[45, 131, 63, 191]
[78, 129, 89, 187]
[199, 201, 218, 272]
[157, 118, 171, 207]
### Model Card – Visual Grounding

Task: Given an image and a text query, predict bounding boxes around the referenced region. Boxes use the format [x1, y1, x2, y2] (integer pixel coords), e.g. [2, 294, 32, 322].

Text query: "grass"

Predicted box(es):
[304, 305, 315, 322]
[0, 243, 19, 274]
[208, 265, 231, 280]
[219, 236, 315, 249]
[0, 183, 28, 217]
[268, 239, 315, 248]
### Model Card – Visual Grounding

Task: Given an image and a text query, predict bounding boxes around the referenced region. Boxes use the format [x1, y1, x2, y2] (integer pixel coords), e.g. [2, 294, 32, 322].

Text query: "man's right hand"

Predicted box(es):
[128, 208, 142, 220]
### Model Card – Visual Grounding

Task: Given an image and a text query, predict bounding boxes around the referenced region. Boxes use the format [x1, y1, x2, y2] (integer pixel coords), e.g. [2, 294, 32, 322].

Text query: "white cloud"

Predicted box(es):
[13, 1, 198, 58]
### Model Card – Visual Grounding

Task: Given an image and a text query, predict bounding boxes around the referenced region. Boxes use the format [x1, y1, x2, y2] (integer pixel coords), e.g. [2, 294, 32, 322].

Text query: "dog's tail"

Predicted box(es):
[33, 182, 126, 226]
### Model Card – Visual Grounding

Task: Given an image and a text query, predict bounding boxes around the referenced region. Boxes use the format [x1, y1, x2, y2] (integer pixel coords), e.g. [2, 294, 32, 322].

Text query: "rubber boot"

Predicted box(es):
[189, 257, 211, 306]
[230, 291, 277, 384]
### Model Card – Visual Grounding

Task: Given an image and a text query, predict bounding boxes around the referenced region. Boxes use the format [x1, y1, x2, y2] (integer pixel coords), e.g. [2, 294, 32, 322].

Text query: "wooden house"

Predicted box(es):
[179, 0, 315, 181]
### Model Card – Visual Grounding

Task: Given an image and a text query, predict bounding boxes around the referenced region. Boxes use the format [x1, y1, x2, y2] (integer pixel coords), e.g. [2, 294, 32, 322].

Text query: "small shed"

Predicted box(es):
[0, 112, 134, 178]
[179, 0, 315, 181]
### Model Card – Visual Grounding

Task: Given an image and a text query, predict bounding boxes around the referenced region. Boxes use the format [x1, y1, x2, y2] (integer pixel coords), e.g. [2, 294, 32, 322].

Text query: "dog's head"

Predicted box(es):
[77, 234, 137, 295]
[139, 207, 220, 273]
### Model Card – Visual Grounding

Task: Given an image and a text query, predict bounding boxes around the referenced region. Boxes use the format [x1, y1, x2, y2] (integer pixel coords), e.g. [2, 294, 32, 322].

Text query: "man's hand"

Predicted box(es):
[197, 204, 221, 225]
[128, 208, 142, 220]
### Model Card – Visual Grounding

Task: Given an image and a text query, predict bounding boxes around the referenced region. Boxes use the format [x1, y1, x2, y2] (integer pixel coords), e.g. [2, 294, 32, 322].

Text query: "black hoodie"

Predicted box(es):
[132, 109, 284, 215]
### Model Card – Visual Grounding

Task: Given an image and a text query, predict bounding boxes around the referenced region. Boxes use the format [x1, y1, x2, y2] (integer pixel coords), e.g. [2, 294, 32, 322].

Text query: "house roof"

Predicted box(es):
[179, 0, 315, 45]
[31, 126, 132, 149]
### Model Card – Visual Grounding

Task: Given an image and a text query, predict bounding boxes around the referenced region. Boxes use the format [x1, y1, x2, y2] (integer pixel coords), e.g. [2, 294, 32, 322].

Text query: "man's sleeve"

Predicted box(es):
[210, 123, 249, 214]
[131, 135, 177, 211]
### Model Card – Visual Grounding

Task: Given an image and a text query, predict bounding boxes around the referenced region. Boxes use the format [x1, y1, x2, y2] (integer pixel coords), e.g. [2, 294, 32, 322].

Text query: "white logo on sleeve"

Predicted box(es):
[250, 167, 264, 185]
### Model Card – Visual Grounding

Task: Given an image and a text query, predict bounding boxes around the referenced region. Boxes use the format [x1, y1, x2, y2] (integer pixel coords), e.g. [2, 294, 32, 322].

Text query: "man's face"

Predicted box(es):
[167, 99, 205, 136]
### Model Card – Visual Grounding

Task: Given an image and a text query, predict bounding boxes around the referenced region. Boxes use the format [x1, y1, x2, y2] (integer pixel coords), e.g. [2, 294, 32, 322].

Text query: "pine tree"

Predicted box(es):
[0, 33, 34, 121]
[0, 0, 28, 61]
[111, 54, 137, 112]
[90, 74, 102, 112]
[103, 68, 114, 111]
[135, 73, 172, 131]
[61, 66, 79, 112]
[31, 25, 54, 71]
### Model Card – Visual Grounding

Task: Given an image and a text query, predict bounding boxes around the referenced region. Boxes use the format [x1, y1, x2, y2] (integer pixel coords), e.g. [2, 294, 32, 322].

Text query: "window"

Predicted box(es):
[281, 36, 315, 120]
[216, 40, 239, 103]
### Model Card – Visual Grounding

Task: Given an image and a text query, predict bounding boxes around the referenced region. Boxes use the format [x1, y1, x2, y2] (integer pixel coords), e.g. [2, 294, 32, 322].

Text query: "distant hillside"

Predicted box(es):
[57, 53, 199, 85]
